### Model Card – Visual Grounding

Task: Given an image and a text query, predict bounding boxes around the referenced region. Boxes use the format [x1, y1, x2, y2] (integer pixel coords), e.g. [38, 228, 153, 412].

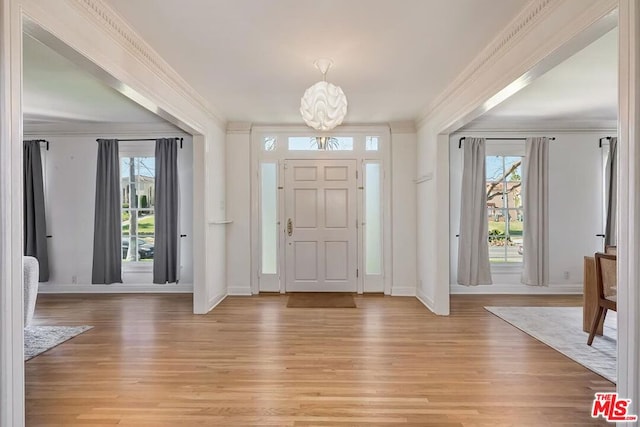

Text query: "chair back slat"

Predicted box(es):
[595, 252, 617, 300]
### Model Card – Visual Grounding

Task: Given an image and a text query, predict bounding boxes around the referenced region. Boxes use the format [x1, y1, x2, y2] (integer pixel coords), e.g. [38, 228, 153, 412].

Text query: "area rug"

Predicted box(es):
[287, 293, 356, 308]
[485, 306, 616, 383]
[24, 325, 93, 361]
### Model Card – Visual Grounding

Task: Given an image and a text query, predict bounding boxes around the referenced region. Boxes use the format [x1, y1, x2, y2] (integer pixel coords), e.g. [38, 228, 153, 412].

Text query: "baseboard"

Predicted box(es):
[38, 283, 193, 293]
[450, 283, 583, 295]
[227, 286, 252, 296]
[391, 286, 417, 297]
[416, 289, 435, 312]
[207, 292, 227, 312]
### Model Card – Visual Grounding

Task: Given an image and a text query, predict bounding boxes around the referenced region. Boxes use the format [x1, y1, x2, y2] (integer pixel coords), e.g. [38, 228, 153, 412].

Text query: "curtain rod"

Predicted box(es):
[458, 136, 556, 149]
[95, 137, 185, 148]
[599, 136, 612, 148]
[24, 139, 49, 150]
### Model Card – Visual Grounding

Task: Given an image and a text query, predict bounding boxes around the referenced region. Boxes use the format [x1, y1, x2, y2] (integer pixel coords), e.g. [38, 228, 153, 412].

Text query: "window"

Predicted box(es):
[486, 155, 523, 263]
[121, 157, 155, 263]
[365, 162, 382, 275]
[261, 163, 277, 274]
[601, 139, 613, 234]
[365, 136, 379, 151]
[264, 136, 277, 151]
[288, 136, 354, 151]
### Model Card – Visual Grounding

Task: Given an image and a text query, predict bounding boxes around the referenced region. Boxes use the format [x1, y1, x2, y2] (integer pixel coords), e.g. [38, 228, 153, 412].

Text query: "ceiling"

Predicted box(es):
[463, 28, 618, 131]
[104, 0, 528, 124]
[23, 34, 167, 126]
[23, 1, 617, 130]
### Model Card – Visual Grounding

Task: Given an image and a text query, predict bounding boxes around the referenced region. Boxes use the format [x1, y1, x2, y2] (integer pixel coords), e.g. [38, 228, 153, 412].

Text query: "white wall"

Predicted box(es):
[390, 126, 418, 296]
[415, 126, 441, 309]
[203, 124, 228, 308]
[449, 131, 610, 293]
[29, 130, 194, 290]
[225, 126, 252, 295]
[226, 124, 416, 296]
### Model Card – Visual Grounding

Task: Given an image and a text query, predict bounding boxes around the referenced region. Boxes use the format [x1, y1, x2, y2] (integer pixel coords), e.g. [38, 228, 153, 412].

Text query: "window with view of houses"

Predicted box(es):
[486, 155, 523, 263]
[120, 157, 155, 263]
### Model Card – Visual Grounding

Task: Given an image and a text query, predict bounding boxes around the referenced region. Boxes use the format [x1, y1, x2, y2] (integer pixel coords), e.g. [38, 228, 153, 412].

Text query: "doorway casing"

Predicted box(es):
[0, 1, 227, 425]
[250, 126, 392, 295]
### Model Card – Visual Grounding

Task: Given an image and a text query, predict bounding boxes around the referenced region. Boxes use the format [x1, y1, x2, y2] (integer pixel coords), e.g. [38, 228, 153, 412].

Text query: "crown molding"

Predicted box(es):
[416, 0, 558, 126]
[73, 0, 227, 129]
[23, 121, 187, 136]
[389, 121, 416, 134]
[416, 0, 618, 131]
[459, 118, 618, 133]
[251, 123, 391, 134]
[226, 122, 253, 134]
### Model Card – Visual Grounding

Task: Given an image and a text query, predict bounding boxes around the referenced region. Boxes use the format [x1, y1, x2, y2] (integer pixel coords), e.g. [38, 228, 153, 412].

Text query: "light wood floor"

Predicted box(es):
[25, 294, 614, 426]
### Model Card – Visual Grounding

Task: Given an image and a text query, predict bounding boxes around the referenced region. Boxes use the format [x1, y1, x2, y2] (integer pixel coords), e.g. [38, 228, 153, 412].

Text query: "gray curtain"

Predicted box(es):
[23, 140, 49, 282]
[92, 139, 122, 284]
[604, 137, 617, 247]
[522, 137, 549, 286]
[458, 137, 492, 286]
[153, 138, 179, 284]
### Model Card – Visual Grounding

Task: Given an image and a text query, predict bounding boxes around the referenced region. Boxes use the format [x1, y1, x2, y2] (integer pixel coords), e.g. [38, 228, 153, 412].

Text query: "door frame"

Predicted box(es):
[1, 2, 225, 425]
[251, 125, 391, 295]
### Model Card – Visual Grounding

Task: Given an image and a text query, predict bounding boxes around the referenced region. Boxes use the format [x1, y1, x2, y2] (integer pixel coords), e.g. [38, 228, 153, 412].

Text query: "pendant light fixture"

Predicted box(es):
[300, 58, 348, 131]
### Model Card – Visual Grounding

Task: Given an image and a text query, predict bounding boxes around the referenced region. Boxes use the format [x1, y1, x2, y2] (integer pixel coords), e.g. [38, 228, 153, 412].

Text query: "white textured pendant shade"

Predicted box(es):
[300, 60, 348, 131]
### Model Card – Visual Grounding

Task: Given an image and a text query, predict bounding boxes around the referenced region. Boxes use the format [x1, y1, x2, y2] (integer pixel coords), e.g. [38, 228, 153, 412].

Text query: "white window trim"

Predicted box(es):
[601, 139, 610, 237]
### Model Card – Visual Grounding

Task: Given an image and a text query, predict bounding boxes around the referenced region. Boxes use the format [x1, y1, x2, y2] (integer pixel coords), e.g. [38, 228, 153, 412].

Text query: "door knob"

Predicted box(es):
[287, 218, 293, 236]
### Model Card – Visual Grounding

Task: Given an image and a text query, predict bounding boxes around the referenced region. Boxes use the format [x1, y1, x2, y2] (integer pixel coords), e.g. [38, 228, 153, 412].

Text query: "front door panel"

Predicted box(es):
[285, 159, 357, 292]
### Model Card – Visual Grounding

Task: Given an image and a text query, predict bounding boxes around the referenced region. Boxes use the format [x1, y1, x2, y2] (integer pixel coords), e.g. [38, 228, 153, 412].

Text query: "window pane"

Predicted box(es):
[121, 158, 131, 208]
[122, 235, 155, 262]
[261, 163, 277, 274]
[288, 136, 354, 151]
[264, 136, 276, 151]
[138, 236, 155, 262]
[486, 156, 504, 184]
[508, 208, 524, 263]
[366, 136, 379, 151]
[365, 163, 382, 275]
[332, 137, 354, 150]
[505, 156, 522, 181]
[137, 210, 155, 237]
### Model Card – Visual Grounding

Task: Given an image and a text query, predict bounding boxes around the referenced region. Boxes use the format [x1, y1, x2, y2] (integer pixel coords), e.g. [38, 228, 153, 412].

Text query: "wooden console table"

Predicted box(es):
[583, 256, 604, 335]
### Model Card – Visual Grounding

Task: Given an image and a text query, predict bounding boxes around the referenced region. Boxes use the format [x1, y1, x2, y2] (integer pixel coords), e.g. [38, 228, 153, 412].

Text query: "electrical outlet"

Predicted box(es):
[563, 271, 570, 280]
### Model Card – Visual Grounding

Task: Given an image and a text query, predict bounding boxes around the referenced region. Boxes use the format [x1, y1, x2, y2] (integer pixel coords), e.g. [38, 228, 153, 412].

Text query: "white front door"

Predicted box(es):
[284, 159, 358, 292]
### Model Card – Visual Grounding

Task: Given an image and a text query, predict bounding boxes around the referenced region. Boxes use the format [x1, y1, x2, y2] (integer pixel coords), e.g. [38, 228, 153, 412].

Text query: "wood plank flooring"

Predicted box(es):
[25, 294, 614, 426]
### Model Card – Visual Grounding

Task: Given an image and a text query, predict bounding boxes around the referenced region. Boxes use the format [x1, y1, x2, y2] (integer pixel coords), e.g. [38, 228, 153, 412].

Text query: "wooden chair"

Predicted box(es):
[587, 252, 617, 345]
[605, 245, 617, 255]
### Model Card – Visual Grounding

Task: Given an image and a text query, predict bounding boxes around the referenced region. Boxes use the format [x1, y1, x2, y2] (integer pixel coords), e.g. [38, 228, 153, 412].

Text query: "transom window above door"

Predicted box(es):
[288, 136, 354, 151]
[261, 135, 381, 153]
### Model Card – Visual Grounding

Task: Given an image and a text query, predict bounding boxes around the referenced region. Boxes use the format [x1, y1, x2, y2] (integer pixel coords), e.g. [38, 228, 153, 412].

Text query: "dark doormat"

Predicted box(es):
[286, 292, 357, 308]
